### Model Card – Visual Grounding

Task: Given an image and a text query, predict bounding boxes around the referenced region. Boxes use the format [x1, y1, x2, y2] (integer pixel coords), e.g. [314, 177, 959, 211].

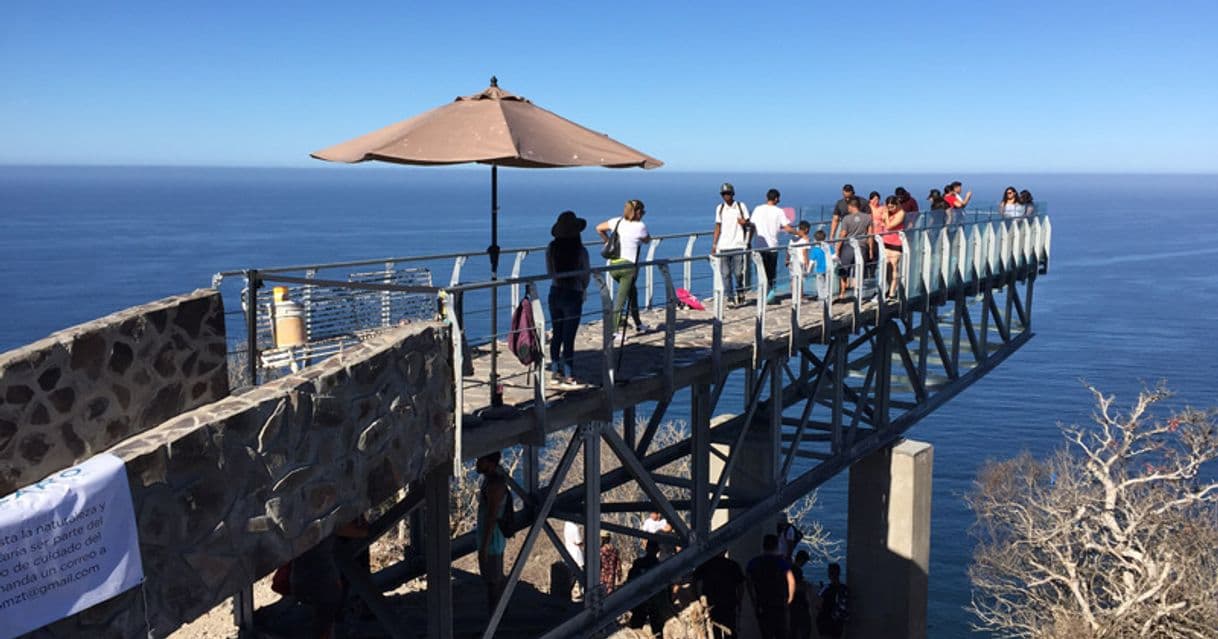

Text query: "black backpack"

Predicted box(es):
[496, 479, 517, 538]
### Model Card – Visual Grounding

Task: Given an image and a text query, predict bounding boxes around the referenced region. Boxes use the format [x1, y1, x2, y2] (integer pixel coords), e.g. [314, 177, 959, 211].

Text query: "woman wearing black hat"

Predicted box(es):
[547, 211, 591, 386]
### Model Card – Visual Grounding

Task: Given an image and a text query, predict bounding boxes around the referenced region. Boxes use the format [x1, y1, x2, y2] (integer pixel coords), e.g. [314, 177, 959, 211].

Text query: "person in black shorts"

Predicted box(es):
[835, 197, 873, 300]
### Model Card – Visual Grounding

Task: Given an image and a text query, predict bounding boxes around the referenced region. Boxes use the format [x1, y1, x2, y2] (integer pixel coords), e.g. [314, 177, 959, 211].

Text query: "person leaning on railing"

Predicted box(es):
[597, 199, 651, 335]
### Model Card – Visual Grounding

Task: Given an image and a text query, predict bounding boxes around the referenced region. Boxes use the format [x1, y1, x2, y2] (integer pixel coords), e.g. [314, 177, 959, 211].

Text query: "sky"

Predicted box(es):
[1, 1, 1215, 173]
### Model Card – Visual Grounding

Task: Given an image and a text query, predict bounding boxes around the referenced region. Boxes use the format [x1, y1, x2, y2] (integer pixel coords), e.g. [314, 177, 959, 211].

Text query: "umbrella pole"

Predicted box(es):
[489, 163, 503, 408]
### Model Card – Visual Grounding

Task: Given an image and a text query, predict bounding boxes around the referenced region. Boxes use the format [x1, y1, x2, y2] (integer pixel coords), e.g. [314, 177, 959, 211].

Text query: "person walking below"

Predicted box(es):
[694, 549, 745, 639]
[475, 453, 509, 617]
[627, 540, 676, 633]
[881, 195, 906, 298]
[546, 211, 590, 387]
[789, 551, 814, 639]
[597, 199, 651, 336]
[746, 534, 796, 639]
[712, 182, 752, 306]
[563, 520, 585, 601]
[751, 189, 797, 304]
[816, 562, 850, 639]
[599, 531, 622, 595]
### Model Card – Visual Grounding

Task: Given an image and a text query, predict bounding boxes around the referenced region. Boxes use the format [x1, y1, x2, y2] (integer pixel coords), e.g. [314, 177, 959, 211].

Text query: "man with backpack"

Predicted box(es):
[712, 182, 751, 306]
[816, 562, 850, 638]
[476, 452, 510, 616]
[776, 515, 804, 563]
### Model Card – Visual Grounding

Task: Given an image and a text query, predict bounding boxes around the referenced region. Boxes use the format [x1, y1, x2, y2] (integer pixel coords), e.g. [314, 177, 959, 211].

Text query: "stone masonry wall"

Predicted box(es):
[25, 322, 454, 638]
[0, 289, 228, 495]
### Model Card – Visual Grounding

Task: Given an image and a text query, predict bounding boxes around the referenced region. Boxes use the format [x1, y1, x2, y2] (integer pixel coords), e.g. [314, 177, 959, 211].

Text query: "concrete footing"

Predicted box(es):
[846, 438, 933, 639]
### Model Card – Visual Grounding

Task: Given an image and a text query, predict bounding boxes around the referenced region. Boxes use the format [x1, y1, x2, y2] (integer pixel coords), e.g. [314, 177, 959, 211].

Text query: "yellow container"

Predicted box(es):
[272, 286, 306, 348]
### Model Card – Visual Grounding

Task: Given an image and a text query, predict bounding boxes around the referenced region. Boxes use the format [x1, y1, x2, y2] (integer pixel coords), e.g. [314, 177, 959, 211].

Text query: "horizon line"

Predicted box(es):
[2, 163, 1216, 177]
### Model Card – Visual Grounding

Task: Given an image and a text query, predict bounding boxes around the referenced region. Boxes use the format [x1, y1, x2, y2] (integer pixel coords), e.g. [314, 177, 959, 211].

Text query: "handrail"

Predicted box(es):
[211, 203, 1043, 282]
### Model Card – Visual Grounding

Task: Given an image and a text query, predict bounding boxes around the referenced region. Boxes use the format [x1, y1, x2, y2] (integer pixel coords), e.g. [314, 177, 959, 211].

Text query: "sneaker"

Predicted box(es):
[635, 322, 652, 333]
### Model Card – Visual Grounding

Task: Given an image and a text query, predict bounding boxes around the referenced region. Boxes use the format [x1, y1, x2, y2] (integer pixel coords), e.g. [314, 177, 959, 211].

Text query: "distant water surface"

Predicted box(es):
[2, 166, 1216, 636]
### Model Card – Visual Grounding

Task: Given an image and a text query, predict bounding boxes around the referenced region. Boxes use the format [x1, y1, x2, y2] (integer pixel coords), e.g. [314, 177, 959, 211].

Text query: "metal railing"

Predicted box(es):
[212, 212, 1051, 473]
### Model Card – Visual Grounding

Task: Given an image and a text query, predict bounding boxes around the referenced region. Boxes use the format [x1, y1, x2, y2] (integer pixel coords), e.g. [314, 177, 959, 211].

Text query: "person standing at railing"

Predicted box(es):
[1019, 190, 1036, 218]
[944, 180, 972, 224]
[597, 199, 651, 336]
[546, 211, 591, 387]
[835, 197, 873, 301]
[882, 195, 906, 298]
[752, 189, 798, 305]
[927, 189, 949, 227]
[712, 182, 752, 307]
[896, 186, 919, 227]
[999, 186, 1024, 219]
[829, 184, 856, 243]
[867, 191, 885, 264]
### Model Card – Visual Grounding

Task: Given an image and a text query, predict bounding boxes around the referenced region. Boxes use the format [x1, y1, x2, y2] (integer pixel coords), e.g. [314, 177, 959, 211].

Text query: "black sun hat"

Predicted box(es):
[551, 210, 587, 238]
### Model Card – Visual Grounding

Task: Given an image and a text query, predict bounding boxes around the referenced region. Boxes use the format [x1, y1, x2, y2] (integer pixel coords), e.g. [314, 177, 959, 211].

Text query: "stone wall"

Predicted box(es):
[25, 322, 455, 638]
[0, 289, 228, 495]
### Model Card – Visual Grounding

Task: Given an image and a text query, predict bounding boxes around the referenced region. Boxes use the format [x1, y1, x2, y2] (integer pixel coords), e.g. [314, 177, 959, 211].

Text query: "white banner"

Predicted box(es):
[0, 453, 144, 638]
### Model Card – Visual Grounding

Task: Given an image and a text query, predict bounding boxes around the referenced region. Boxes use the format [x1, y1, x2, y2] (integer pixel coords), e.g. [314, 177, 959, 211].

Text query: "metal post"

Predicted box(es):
[623, 406, 637, 450]
[584, 422, 602, 609]
[425, 463, 453, 639]
[489, 163, 503, 408]
[691, 383, 711, 540]
[244, 269, 259, 387]
[233, 586, 255, 637]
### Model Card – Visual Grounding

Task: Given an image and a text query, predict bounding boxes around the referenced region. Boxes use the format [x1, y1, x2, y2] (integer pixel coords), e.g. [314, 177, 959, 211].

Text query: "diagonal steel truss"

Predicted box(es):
[329, 248, 1044, 638]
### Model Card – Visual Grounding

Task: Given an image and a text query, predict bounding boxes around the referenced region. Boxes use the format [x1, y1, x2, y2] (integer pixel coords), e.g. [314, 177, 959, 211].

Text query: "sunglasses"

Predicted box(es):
[721, 191, 734, 196]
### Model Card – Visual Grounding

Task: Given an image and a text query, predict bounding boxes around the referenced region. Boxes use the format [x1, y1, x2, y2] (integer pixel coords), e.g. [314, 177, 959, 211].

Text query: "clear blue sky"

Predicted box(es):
[2, 1, 1215, 173]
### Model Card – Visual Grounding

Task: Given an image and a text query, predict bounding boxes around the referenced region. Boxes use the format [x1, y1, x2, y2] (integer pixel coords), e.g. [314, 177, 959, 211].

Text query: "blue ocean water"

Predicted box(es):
[2, 166, 1216, 636]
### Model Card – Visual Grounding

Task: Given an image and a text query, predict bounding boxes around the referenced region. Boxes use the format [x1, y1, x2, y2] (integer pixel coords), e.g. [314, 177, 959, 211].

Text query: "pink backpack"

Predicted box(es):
[508, 296, 541, 366]
[675, 288, 706, 311]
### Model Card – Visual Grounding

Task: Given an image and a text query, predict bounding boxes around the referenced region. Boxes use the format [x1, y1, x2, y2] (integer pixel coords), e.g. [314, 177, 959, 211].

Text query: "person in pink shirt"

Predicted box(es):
[881, 196, 906, 298]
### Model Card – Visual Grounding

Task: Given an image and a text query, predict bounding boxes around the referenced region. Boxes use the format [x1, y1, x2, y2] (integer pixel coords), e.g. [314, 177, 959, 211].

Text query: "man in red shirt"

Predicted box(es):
[944, 180, 972, 224]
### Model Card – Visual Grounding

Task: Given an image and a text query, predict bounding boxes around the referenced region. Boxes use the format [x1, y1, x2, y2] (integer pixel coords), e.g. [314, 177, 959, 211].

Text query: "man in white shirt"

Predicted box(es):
[751, 188, 797, 303]
[712, 182, 751, 306]
[563, 520, 585, 601]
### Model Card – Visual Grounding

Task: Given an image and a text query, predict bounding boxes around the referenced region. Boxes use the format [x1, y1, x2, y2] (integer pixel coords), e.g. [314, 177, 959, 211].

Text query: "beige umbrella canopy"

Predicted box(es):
[311, 78, 663, 169]
[311, 77, 662, 410]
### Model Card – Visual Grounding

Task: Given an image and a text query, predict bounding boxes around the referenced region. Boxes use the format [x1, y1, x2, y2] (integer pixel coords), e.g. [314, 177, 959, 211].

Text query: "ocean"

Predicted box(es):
[2, 166, 1216, 636]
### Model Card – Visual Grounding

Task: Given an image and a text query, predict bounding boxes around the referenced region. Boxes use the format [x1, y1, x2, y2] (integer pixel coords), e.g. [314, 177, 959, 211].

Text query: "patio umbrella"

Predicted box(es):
[311, 77, 662, 410]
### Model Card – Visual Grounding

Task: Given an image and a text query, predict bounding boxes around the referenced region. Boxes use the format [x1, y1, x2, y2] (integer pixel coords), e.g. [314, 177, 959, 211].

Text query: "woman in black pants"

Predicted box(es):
[546, 211, 591, 386]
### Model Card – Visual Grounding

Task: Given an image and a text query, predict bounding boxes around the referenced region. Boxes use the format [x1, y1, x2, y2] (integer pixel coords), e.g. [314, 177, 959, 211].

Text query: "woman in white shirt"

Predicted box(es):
[998, 186, 1024, 219]
[597, 199, 651, 334]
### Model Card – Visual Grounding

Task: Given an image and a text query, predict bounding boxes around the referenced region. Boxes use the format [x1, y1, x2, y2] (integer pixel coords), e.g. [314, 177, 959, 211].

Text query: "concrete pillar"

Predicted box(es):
[846, 439, 933, 639]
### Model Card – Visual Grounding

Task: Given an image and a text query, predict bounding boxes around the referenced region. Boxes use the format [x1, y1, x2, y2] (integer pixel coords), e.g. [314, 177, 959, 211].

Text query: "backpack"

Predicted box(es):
[781, 521, 805, 546]
[601, 219, 624, 259]
[831, 584, 850, 622]
[508, 296, 540, 366]
[497, 482, 517, 538]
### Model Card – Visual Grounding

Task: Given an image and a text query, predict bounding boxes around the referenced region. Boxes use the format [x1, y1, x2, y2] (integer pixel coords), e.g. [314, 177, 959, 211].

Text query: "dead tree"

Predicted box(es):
[967, 385, 1218, 638]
